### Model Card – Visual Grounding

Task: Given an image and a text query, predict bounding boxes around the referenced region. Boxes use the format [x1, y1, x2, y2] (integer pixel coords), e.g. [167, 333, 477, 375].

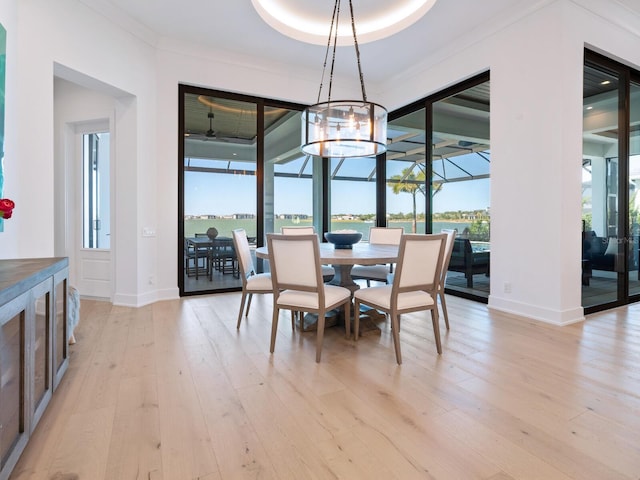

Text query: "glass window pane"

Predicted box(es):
[582, 64, 620, 307]
[82, 132, 110, 249]
[264, 106, 318, 237]
[330, 156, 377, 239]
[386, 110, 427, 234]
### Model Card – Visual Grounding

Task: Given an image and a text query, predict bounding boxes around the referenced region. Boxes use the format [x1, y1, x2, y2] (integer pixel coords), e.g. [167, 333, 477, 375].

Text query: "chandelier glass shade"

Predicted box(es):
[301, 0, 387, 158]
[301, 100, 387, 158]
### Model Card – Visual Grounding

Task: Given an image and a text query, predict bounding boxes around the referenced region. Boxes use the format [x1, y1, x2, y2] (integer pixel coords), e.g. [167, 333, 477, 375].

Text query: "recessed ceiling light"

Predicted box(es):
[600, 80, 611, 85]
[585, 106, 593, 110]
[251, 0, 438, 45]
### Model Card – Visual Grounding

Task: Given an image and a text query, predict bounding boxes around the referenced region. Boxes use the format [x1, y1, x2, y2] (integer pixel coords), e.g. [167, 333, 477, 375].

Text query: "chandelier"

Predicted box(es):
[301, 0, 387, 158]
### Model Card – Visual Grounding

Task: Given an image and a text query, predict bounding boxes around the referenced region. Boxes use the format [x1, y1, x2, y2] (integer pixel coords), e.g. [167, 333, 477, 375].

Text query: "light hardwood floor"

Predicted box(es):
[9, 293, 640, 479]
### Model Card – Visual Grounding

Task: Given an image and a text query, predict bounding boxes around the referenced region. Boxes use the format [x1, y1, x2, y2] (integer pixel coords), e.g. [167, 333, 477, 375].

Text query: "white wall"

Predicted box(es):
[488, 2, 585, 324]
[2, 0, 640, 319]
[0, 0, 162, 306]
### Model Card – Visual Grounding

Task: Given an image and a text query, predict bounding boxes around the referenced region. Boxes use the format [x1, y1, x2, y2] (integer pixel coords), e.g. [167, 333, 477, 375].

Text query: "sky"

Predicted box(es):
[185, 172, 490, 216]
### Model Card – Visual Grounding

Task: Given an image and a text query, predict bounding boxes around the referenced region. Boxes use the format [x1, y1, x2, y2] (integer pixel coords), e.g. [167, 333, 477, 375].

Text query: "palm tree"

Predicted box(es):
[387, 167, 426, 233]
[388, 166, 443, 233]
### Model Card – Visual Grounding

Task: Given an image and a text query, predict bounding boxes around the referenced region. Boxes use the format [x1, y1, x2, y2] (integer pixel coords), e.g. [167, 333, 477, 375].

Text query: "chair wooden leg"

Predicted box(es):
[431, 309, 442, 354]
[291, 311, 296, 330]
[236, 291, 248, 329]
[246, 293, 254, 316]
[439, 291, 450, 330]
[353, 299, 360, 340]
[270, 307, 280, 353]
[315, 309, 326, 363]
[390, 313, 402, 364]
[344, 301, 351, 339]
[389, 313, 401, 331]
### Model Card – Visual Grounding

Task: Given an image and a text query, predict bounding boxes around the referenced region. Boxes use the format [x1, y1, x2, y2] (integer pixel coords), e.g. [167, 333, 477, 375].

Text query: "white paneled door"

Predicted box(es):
[73, 122, 112, 299]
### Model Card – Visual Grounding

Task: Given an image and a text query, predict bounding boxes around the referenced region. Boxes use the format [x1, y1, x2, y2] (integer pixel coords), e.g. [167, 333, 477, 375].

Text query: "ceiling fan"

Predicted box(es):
[204, 110, 216, 139]
[185, 109, 254, 145]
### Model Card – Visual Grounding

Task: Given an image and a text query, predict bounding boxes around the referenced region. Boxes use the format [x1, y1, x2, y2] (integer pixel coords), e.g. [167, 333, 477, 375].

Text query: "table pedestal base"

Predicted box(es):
[299, 306, 385, 338]
[299, 310, 339, 332]
[353, 306, 385, 337]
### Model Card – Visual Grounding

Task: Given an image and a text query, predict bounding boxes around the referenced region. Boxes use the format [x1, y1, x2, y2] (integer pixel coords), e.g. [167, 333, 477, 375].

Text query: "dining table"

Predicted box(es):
[186, 236, 237, 279]
[256, 241, 399, 334]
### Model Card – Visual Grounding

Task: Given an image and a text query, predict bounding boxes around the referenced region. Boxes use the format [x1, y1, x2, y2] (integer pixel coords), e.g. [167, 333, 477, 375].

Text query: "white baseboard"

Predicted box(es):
[488, 295, 585, 326]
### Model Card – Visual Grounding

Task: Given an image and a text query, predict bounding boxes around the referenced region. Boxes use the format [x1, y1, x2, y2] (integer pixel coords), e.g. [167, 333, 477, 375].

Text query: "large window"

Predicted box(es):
[178, 76, 491, 304]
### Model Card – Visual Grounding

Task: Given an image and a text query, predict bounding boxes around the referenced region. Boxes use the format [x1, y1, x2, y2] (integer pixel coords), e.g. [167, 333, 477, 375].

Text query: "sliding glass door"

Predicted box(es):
[179, 87, 311, 295]
[629, 80, 640, 297]
[180, 90, 258, 294]
[582, 51, 640, 312]
[386, 73, 491, 301]
[431, 82, 490, 298]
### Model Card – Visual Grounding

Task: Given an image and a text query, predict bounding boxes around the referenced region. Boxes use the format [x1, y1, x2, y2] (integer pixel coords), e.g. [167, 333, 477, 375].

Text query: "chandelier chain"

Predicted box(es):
[348, 0, 367, 102]
[317, 0, 339, 104]
[327, 1, 340, 103]
[316, 0, 367, 104]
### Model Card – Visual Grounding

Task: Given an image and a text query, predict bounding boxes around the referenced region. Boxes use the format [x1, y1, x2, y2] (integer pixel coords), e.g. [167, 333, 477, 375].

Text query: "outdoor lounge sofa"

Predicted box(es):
[447, 238, 490, 288]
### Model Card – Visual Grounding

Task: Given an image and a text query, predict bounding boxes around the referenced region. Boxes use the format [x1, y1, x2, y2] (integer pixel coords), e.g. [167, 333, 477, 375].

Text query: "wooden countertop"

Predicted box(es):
[0, 257, 69, 305]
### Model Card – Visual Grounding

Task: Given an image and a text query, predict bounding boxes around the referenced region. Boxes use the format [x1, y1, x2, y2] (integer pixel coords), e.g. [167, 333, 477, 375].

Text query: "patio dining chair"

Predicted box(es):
[353, 233, 447, 364]
[267, 233, 351, 363]
[232, 229, 273, 328]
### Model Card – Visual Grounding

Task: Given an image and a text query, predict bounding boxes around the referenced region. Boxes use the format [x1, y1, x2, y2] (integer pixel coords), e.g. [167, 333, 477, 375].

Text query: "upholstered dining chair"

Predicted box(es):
[351, 226, 404, 286]
[280, 226, 315, 234]
[232, 229, 273, 329]
[280, 226, 335, 281]
[438, 229, 457, 329]
[266, 233, 352, 363]
[353, 233, 447, 364]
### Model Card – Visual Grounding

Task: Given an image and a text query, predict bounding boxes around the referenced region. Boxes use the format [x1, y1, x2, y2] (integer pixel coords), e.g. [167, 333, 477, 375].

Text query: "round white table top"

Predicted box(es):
[255, 242, 398, 265]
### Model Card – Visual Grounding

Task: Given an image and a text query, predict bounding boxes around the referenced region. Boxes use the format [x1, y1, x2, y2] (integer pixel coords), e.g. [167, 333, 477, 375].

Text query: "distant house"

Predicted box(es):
[278, 214, 309, 220]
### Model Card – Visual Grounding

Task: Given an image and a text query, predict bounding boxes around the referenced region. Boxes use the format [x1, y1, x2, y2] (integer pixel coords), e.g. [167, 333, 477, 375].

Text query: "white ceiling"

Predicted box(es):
[77, 0, 550, 86]
[74, 0, 640, 90]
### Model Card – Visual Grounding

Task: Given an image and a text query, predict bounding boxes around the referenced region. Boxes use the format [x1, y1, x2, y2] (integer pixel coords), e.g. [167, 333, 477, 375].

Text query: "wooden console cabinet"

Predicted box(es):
[0, 258, 69, 480]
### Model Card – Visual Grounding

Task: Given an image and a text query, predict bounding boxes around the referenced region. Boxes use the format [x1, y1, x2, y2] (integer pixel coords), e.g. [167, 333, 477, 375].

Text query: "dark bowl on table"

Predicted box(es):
[324, 231, 363, 249]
